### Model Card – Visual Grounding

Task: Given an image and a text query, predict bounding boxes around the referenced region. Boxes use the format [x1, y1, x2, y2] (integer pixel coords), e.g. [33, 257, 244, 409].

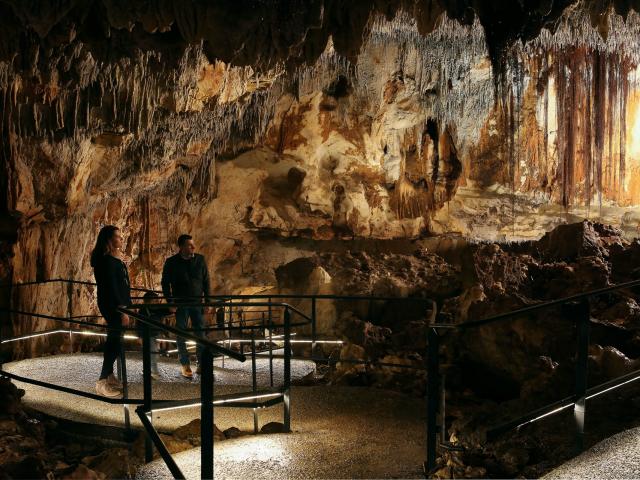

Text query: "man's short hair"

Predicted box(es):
[177, 234, 193, 247]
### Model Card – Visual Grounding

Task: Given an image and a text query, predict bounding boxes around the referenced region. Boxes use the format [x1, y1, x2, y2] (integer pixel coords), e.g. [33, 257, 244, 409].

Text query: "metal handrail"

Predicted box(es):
[119, 306, 245, 362]
[425, 278, 640, 473]
[0, 308, 140, 331]
[2, 277, 436, 479]
[0, 277, 159, 293]
[448, 278, 640, 330]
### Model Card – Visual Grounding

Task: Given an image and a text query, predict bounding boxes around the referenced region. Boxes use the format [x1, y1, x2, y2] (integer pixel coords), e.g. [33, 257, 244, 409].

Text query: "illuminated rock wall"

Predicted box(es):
[3, 2, 640, 349]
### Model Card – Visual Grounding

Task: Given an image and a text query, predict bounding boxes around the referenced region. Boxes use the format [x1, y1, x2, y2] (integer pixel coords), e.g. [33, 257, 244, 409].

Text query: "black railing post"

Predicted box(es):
[284, 307, 291, 432]
[201, 346, 214, 480]
[268, 299, 274, 387]
[136, 407, 186, 479]
[142, 321, 153, 462]
[117, 331, 130, 432]
[251, 328, 258, 433]
[66, 281, 73, 319]
[426, 327, 440, 473]
[574, 299, 590, 452]
[311, 296, 317, 353]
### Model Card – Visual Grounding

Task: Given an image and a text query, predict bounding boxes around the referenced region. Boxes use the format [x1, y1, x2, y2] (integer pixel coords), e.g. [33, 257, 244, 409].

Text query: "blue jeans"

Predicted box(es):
[175, 307, 205, 366]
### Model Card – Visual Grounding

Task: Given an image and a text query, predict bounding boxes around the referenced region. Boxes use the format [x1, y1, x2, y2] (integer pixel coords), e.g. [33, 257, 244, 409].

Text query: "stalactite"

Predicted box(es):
[607, 53, 617, 194]
[619, 57, 628, 199]
[593, 49, 606, 210]
[584, 49, 593, 211]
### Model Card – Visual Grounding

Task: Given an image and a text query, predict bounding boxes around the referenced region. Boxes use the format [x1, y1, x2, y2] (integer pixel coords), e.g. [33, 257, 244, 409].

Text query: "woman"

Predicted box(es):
[91, 225, 131, 398]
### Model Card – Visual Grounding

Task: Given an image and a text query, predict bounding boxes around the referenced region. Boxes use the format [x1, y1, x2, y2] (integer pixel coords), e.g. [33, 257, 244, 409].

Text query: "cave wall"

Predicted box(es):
[3, 1, 640, 347]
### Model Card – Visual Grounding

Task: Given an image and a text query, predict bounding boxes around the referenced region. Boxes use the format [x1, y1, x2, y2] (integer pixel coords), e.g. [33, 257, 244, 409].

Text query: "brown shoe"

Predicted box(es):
[106, 373, 123, 390]
[96, 379, 121, 398]
[181, 364, 193, 378]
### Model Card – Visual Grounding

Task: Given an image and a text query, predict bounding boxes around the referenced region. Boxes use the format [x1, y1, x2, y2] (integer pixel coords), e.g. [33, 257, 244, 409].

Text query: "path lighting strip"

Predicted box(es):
[0, 330, 344, 344]
[1, 330, 67, 343]
[72, 331, 140, 340]
[166, 346, 197, 354]
[2, 329, 342, 346]
[515, 404, 574, 430]
[514, 373, 640, 431]
[586, 373, 640, 400]
[2, 330, 140, 343]
[155, 335, 343, 346]
[151, 392, 283, 413]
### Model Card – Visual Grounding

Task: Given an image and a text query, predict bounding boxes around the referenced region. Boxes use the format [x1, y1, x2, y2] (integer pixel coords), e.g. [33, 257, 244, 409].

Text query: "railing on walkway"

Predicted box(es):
[425, 278, 640, 473]
[0, 278, 436, 479]
[122, 300, 309, 479]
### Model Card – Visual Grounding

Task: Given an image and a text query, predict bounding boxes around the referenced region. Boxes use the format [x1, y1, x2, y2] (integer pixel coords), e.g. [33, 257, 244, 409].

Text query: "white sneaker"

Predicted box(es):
[96, 379, 122, 398]
[106, 373, 123, 390]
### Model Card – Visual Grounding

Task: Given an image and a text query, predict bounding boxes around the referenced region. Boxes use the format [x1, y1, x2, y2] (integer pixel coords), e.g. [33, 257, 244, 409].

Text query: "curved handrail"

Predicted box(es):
[2, 277, 436, 478]
[425, 277, 640, 471]
[134, 300, 314, 324]
[0, 278, 437, 304]
[120, 307, 246, 362]
[0, 307, 139, 331]
[0, 277, 159, 293]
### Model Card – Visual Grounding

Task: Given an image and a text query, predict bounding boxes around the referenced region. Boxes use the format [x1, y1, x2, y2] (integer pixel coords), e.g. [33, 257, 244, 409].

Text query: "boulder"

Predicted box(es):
[260, 422, 288, 434]
[536, 221, 621, 262]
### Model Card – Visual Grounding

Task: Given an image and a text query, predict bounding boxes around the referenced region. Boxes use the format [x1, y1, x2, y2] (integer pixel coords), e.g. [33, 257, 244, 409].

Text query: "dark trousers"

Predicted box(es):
[99, 308, 122, 380]
[175, 306, 204, 365]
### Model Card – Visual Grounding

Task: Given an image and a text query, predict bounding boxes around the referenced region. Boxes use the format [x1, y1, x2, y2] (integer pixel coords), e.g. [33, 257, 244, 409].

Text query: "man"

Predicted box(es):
[161, 234, 211, 378]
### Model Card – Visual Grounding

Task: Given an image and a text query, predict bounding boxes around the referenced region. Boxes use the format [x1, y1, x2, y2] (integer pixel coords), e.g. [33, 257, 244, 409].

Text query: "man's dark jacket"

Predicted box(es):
[161, 253, 210, 302]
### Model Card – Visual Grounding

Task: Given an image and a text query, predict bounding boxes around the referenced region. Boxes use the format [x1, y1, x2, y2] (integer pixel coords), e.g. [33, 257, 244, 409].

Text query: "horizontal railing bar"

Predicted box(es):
[586, 368, 640, 400]
[150, 389, 284, 413]
[131, 301, 313, 323]
[0, 278, 158, 293]
[487, 396, 575, 439]
[488, 368, 640, 439]
[0, 370, 145, 405]
[131, 293, 436, 302]
[458, 279, 640, 330]
[1, 329, 67, 343]
[1, 278, 436, 303]
[221, 397, 285, 409]
[254, 353, 427, 370]
[0, 309, 139, 330]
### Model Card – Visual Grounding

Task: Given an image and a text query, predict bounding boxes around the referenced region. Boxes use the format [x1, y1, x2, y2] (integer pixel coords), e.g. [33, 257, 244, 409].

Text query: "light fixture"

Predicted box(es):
[151, 392, 282, 413]
[515, 403, 573, 430]
[1, 330, 66, 343]
[2, 330, 142, 344]
[586, 374, 640, 400]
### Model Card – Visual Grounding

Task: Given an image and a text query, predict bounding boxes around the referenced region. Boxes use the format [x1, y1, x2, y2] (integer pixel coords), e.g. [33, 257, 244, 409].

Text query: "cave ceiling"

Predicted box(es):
[5, 0, 640, 295]
[1, 1, 639, 70]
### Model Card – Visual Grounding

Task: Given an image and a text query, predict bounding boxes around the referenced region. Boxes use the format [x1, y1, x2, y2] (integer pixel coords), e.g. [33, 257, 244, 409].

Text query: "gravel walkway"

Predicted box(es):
[4, 353, 427, 479]
[4, 351, 314, 431]
[136, 386, 426, 479]
[544, 427, 640, 479]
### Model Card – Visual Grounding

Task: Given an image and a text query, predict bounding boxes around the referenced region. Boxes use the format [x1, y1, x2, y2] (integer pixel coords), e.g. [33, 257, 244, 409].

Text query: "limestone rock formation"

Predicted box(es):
[3, 2, 640, 354]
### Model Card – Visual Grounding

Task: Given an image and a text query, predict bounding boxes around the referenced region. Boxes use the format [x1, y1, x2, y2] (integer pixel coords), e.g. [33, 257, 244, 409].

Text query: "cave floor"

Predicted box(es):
[135, 384, 426, 480]
[544, 426, 640, 479]
[3, 351, 315, 431]
[4, 353, 426, 479]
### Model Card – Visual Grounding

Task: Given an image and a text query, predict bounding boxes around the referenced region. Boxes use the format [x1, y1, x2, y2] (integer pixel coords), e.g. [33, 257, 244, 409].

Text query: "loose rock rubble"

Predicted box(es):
[276, 221, 640, 477]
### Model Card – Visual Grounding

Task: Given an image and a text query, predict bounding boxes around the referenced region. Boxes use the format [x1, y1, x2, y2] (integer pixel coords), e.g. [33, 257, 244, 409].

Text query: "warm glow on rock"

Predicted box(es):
[630, 97, 640, 160]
